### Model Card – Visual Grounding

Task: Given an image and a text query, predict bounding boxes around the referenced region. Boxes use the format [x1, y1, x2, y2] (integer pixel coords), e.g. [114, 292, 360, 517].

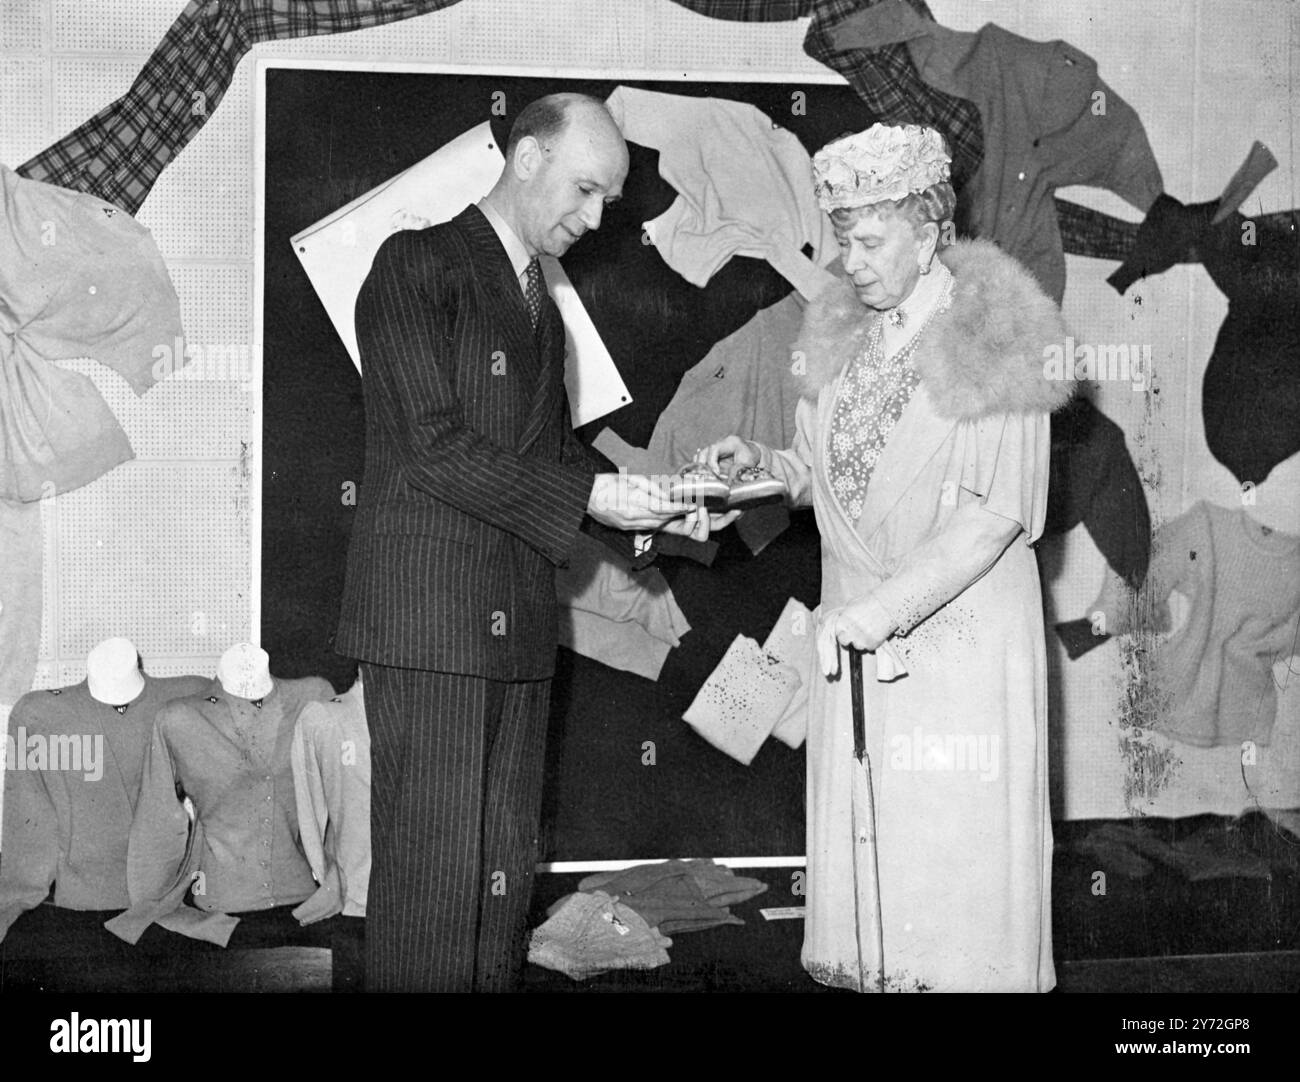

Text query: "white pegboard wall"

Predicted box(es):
[39, 497, 58, 660]
[122, 379, 252, 462]
[52, 0, 180, 54]
[0, 57, 52, 166]
[52, 461, 251, 662]
[447, 0, 650, 71]
[27, 663, 58, 692]
[51, 57, 142, 135]
[1, 0, 47, 53]
[57, 358, 252, 461]
[265, 9, 453, 60]
[167, 263, 254, 361]
[54, 656, 216, 687]
[138, 657, 217, 679]
[27, 656, 215, 690]
[136, 62, 253, 261]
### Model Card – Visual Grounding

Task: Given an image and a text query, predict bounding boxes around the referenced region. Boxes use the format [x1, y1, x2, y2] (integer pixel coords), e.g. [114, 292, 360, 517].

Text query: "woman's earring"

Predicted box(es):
[918, 261, 932, 275]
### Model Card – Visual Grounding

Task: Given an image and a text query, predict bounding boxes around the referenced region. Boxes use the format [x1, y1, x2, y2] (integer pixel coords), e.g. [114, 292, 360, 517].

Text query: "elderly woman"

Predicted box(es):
[699, 124, 1072, 992]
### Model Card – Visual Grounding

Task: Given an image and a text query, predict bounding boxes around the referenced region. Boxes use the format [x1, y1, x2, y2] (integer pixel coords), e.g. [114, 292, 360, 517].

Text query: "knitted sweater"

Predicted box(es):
[1124, 502, 1300, 747]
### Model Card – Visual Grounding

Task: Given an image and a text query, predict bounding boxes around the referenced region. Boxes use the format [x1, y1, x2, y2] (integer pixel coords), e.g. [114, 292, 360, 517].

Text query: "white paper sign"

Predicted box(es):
[290, 121, 631, 427]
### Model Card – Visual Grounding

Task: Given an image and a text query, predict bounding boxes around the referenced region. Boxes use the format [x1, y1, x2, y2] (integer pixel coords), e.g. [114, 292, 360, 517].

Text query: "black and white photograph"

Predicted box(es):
[0, 0, 1296, 1056]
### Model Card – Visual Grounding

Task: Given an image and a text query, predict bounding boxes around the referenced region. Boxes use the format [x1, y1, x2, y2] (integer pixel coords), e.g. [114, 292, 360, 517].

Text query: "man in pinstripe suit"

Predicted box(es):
[336, 94, 709, 991]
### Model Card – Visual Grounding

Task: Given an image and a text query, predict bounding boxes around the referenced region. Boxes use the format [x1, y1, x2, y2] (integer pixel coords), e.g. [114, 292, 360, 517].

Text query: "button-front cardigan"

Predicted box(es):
[0, 675, 208, 942]
[105, 676, 333, 946]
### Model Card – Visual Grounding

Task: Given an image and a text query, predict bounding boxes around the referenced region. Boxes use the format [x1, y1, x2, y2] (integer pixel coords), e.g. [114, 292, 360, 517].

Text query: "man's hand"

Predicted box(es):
[659, 507, 743, 542]
[588, 472, 741, 543]
[588, 472, 692, 529]
[815, 596, 898, 677]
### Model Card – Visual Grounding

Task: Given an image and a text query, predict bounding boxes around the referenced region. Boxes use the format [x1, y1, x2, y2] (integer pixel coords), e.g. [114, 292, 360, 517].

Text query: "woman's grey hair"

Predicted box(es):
[830, 182, 957, 247]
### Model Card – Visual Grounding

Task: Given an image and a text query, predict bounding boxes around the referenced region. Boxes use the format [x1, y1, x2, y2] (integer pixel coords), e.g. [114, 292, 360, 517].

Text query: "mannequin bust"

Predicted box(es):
[215, 643, 273, 701]
[86, 637, 146, 706]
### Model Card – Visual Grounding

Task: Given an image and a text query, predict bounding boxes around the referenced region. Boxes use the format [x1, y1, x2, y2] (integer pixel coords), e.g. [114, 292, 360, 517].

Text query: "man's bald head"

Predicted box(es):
[488, 93, 628, 259]
[504, 93, 618, 157]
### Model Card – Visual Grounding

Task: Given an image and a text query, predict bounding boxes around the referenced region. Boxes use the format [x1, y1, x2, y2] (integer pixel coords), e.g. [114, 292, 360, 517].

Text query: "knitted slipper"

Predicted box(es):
[727, 464, 787, 506]
[667, 462, 730, 504]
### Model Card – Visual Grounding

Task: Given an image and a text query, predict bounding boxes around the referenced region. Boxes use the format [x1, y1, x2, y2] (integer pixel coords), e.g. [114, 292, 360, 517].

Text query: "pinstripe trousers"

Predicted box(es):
[361, 663, 551, 992]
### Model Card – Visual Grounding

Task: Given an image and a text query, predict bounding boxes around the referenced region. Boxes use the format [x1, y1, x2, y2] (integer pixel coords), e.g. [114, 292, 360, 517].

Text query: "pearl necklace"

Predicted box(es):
[869, 272, 954, 368]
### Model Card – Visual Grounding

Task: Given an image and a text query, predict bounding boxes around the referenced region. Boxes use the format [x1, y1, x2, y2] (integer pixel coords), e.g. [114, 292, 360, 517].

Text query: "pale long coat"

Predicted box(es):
[764, 239, 1073, 992]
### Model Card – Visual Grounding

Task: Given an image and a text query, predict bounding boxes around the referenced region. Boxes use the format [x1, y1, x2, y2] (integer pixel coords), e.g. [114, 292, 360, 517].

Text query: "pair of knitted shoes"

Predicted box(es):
[667, 462, 787, 508]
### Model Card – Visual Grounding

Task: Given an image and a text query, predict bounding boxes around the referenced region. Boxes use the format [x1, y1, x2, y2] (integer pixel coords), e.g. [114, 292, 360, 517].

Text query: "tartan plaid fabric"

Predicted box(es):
[802, 0, 983, 191]
[1055, 198, 1140, 262]
[666, 0, 813, 19]
[16, 0, 465, 214]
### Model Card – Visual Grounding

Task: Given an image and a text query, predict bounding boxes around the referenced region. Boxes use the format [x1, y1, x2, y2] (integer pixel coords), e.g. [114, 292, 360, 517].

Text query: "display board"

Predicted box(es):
[257, 63, 873, 860]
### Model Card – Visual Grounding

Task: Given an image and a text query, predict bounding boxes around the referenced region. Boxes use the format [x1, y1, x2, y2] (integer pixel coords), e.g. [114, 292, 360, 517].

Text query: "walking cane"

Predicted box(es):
[848, 647, 886, 993]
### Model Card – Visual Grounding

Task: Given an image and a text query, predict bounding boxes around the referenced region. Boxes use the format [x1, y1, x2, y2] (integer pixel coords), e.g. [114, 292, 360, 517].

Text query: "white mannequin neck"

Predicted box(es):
[86, 638, 146, 705]
[216, 643, 274, 700]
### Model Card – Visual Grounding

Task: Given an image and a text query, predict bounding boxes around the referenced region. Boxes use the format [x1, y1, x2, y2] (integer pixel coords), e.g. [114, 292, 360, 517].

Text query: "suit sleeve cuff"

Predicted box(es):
[538, 465, 598, 566]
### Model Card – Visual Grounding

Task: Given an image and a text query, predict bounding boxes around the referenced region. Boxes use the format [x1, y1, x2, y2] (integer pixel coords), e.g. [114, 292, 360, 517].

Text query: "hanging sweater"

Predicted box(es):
[1107, 501, 1300, 748]
[831, 0, 1164, 304]
[603, 86, 839, 301]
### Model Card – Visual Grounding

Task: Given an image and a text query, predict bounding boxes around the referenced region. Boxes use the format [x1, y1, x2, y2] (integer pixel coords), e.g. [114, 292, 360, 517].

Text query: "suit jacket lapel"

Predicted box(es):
[455, 205, 541, 379]
[455, 206, 570, 453]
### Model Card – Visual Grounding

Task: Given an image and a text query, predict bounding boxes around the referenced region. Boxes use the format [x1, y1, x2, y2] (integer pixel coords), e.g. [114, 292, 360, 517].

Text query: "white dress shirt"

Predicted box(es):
[477, 198, 536, 296]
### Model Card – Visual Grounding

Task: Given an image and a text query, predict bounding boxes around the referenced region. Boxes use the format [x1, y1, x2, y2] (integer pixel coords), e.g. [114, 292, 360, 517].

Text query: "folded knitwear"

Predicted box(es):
[528, 890, 671, 981]
[683, 635, 801, 764]
[762, 597, 817, 749]
[577, 859, 768, 934]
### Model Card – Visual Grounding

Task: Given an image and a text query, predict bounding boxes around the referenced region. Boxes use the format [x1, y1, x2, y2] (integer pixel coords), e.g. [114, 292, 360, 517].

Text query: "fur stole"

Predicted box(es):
[793, 238, 1075, 419]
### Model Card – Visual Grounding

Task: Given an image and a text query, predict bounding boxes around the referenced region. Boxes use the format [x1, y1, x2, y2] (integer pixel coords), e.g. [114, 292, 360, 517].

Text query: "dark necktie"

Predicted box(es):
[524, 258, 544, 330]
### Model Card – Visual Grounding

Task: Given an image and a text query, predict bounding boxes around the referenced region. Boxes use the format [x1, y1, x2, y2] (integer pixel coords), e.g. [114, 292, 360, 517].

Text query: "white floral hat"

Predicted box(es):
[812, 123, 952, 212]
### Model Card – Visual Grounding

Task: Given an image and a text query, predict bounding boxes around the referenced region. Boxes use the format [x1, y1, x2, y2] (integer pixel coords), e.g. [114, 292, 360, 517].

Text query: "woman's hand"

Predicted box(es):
[816, 596, 898, 677]
[696, 435, 761, 480]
